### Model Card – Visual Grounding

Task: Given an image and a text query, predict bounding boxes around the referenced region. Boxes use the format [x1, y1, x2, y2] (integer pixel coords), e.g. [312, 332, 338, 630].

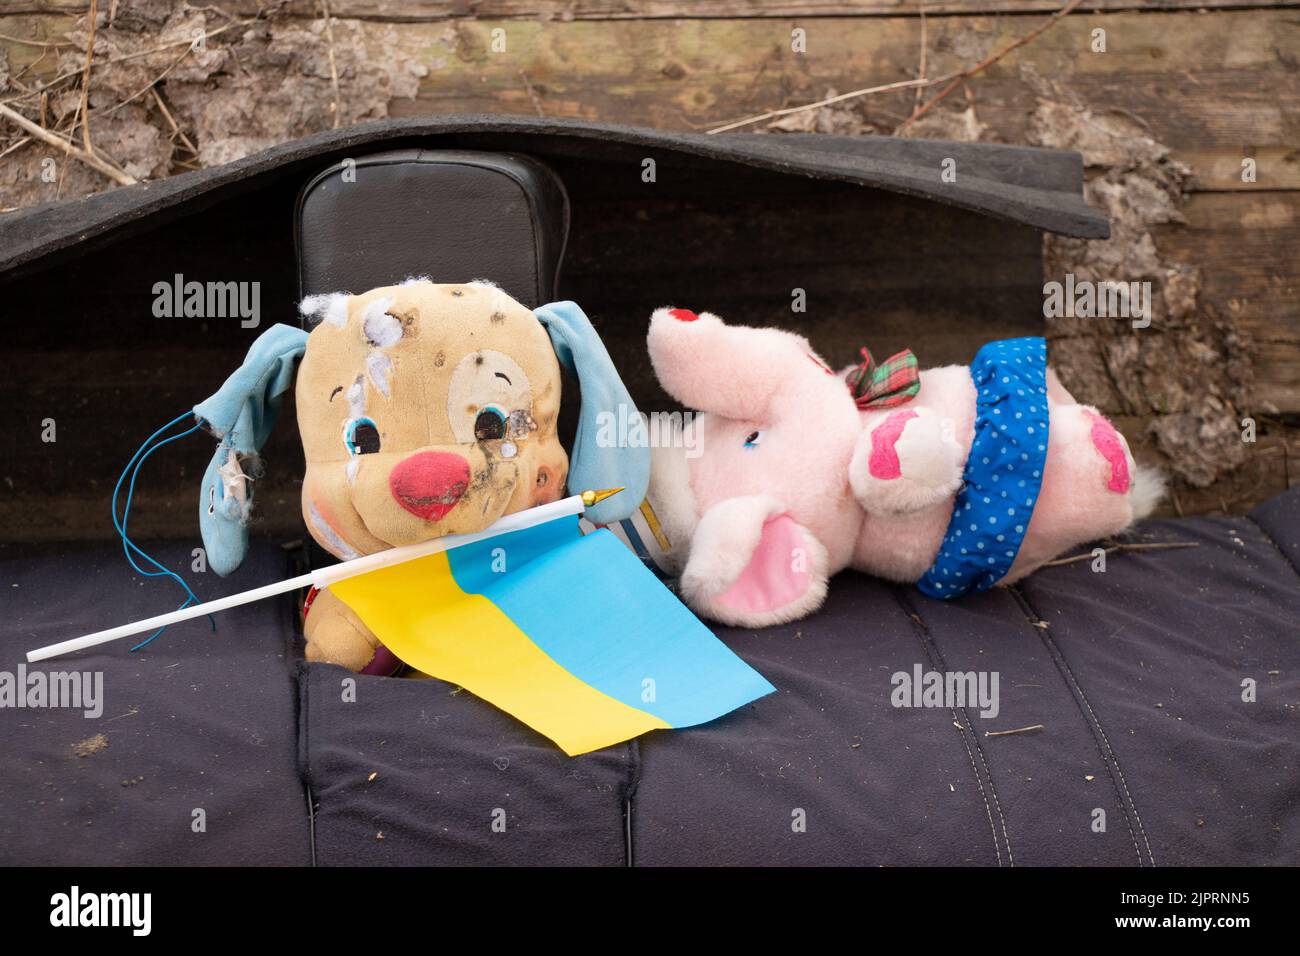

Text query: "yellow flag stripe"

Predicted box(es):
[329, 550, 669, 756]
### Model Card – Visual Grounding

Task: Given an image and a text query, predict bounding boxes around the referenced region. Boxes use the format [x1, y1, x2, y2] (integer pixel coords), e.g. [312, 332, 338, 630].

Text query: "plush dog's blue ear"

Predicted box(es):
[534, 301, 649, 524]
[193, 324, 309, 575]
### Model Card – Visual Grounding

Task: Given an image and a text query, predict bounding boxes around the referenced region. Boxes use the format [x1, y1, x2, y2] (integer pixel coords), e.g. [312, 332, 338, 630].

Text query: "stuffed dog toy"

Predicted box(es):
[642, 307, 1163, 628]
[192, 279, 647, 672]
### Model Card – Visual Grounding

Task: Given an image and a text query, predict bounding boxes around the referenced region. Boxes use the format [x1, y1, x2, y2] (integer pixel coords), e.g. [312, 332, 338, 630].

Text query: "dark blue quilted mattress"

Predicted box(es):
[2, 488, 1297, 866]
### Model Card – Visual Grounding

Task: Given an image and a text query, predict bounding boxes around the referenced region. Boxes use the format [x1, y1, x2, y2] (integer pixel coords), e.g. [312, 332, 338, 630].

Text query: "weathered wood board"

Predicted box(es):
[1152, 190, 1300, 416]
[0, 0, 1290, 18]
[3, 8, 1296, 191]
[0, 1, 1295, 520]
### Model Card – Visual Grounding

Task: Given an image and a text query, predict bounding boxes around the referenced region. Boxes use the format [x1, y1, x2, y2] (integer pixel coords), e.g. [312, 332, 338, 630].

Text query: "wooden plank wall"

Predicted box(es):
[2, 0, 1297, 516]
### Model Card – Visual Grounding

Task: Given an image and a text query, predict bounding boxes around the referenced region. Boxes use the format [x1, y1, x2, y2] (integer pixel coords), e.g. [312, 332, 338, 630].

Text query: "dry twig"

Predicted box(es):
[8, 18, 247, 103]
[520, 71, 545, 117]
[0, 32, 75, 48]
[103, 45, 190, 117]
[149, 86, 198, 159]
[707, 75, 955, 135]
[79, 0, 99, 154]
[915, 6, 928, 110]
[1042, 541, 1200, 568]
[0, 135, 33, 162]
[985, 724, 1045, 738]
[897, 0, 1083, 134]
[0, 101, 136, 185]
[705, 0, 1079, 137]
[318, 0, 342, 129]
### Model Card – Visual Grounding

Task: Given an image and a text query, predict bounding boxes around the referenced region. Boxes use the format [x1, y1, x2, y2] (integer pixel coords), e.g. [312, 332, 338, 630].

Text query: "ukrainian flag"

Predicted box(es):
[329, 515, 775, 755]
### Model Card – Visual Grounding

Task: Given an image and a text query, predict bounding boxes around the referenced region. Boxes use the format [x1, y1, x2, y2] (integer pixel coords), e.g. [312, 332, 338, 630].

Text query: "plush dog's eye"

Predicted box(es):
[344, 417, 381, 455]
[743, 430, 764, 449]
[474, 406, 507, 441]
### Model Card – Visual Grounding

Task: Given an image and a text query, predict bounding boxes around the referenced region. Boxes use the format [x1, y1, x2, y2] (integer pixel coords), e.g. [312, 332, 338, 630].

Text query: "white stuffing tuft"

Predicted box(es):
[470, 278, 516, 319]
[361, 297, 402, 348]
[400, 275, 432, 287]
[366, 351, 392, 398]
[299, 292, 351, 328]
[346, 376, 366, 419]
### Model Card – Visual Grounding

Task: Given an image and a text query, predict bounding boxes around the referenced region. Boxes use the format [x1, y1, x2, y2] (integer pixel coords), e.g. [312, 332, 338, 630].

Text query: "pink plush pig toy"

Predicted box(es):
[642, 307, 1163, 628]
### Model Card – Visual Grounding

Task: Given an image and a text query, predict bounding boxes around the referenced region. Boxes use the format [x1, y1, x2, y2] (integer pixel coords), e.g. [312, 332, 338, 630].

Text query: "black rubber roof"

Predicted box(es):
[0, 114, 1107, 279]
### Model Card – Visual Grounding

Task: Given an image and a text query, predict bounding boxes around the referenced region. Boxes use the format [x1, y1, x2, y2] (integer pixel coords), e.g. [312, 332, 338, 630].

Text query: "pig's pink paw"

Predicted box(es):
[1082, 409, 1132, 494]
[850, 408, 964, 514]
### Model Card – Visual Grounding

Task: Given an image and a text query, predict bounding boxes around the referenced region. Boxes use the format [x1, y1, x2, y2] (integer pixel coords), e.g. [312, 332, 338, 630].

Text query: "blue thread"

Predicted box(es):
[111, 411, 215, 650]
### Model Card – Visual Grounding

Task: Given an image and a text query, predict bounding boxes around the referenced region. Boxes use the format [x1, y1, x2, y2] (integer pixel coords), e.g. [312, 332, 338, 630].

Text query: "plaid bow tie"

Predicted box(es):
[847, 346, 920, 410]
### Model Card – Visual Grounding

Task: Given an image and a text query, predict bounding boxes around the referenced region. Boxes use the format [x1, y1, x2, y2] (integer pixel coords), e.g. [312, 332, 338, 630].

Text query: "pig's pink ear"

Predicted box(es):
[647, 306, 826, 419]
[680, 496, 829, 627]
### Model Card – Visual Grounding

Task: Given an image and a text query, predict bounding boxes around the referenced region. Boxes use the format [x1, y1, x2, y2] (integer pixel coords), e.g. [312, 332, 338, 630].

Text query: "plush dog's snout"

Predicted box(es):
[389, 451, 471, 521]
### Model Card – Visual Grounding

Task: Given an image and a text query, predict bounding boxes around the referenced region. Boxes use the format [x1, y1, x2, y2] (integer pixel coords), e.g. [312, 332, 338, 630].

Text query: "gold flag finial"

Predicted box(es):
[581, 487, 624, 508]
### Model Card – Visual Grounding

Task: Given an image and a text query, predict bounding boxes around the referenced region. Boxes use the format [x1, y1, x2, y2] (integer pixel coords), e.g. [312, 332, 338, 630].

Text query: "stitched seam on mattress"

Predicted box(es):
[1010, 586, 1156, 866]
[292, 659, 315, 866]
[305, 667, 320, 866]
[893, 587, 1013, 867]
[624, 739, 642, 867]
[1246, 514, 1300, 582]
[286, 546, 318, 867]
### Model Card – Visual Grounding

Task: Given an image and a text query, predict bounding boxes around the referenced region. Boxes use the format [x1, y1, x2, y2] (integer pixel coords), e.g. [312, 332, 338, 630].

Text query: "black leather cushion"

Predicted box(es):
[295, 149, 568, 308]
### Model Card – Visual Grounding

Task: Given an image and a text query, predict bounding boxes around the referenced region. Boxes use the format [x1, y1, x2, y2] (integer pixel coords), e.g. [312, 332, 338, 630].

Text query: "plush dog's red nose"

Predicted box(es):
[668, 308, 699, 322]
[389, 452, 470, 521]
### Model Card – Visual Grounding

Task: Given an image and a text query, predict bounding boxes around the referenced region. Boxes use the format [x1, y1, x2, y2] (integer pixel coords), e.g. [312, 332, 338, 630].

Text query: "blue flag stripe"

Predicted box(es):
[446, 517, 775, 728]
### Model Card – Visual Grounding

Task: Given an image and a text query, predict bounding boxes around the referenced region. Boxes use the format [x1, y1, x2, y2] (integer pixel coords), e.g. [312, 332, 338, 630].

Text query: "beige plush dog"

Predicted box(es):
[296, 281, 570, 669]
[194, 279, 647, 673]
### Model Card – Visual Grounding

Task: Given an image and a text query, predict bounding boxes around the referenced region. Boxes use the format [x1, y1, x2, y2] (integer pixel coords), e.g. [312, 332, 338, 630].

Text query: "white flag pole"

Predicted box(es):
[25, 489, 621, 664]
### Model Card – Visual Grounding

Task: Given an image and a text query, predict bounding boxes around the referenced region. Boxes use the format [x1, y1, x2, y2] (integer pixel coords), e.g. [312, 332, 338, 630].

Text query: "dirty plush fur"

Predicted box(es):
[297, 280, 568, 671]
[645, 308, 1163, 628]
